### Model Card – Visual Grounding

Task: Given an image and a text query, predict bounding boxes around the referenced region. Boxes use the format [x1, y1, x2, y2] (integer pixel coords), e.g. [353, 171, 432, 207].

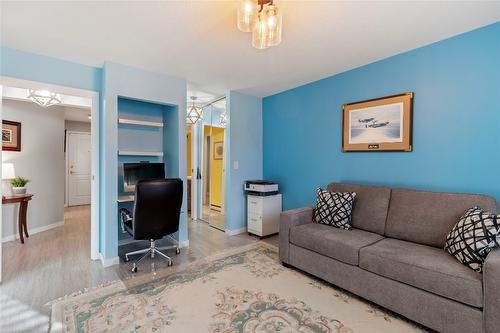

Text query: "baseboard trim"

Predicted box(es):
[2, 220, 65, 243]
[99, 253, 120, 267]
[118, 238, 137, 246]
[225, 227, 247, 236]
[167, 235, 189, 248]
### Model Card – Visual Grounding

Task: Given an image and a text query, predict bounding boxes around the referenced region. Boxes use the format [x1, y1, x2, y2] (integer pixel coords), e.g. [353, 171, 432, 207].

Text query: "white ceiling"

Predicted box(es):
[1, 1, 499, 97]
[64, 107, 91, 123]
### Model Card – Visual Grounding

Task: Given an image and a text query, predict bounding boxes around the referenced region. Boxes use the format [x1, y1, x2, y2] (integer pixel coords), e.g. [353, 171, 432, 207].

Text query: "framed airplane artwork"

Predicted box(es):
[342, 92, 413, 152]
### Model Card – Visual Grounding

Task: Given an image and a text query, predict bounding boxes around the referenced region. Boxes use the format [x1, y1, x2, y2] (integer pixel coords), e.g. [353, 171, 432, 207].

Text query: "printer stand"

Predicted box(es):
[247, 194, 282, 237]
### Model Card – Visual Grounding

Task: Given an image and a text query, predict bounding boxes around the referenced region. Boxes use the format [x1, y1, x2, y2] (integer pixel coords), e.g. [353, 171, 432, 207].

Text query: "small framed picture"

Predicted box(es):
[342, 92, 413, 152]
[2, 120, 21, 151]
[214, 141, 223, 160]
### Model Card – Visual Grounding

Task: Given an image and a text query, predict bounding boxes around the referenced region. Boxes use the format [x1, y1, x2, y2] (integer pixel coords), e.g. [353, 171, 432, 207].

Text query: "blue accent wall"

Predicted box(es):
[263, 23, 500, 210]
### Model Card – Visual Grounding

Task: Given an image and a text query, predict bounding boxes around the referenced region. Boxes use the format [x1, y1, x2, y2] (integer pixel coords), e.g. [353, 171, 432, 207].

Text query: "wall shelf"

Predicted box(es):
[118, 118, 164, 128]
[118, 150, 164, 157]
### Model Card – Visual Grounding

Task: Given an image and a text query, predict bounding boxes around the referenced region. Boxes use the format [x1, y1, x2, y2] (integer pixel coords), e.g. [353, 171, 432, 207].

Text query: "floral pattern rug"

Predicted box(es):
[49, 242, 426, 333]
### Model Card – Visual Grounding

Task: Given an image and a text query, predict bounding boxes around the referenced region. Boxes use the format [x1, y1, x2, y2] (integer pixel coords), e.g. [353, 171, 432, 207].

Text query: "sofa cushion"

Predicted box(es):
[327, 183, 390, 235]
[360, 238, 483, 307]
[314, 189, 356, 230]
[290, 223, 384, 266]
[445, 207, 500, 272]
[385, 188, 499, 248]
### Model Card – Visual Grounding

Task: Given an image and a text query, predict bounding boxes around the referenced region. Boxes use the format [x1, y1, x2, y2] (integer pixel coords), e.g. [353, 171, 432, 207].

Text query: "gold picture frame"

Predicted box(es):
[342, 92, 413, 152]
[214, 141, 223, 160]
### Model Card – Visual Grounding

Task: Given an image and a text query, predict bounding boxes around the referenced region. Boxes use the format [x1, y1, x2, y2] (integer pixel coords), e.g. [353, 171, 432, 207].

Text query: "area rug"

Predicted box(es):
[49, 242, 426, 332]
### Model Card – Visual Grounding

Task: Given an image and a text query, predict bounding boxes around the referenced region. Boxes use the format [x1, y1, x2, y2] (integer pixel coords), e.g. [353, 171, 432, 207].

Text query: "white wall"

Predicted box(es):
[2, 99, 65, 241]
[65, 120, 90, 132]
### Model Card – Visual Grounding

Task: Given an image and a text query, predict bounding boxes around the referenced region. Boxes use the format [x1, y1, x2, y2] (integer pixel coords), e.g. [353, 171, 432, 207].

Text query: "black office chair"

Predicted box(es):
[120, 178, 183, 272]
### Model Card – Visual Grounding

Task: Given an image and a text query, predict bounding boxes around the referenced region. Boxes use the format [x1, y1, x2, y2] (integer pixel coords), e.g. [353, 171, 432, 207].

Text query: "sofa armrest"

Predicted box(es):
[483, 248, 500, 333]
[279, 206, 314, 264]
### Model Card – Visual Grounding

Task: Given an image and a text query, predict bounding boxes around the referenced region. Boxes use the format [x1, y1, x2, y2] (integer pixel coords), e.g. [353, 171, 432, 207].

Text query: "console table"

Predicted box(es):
[2, 194, 34, 243]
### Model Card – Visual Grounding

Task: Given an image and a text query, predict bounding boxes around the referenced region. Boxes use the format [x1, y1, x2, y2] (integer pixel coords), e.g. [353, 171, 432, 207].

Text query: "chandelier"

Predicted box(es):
[219, 111, 227, 128]
[186, 96, 203, 124]
[27, 89, 62, 107]
[237, 0, 282, 49]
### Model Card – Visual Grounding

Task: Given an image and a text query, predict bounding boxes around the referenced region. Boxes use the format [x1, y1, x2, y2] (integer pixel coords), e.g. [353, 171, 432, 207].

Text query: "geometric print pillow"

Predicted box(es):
[314, 188, 357, 230]
[444, 207, 500, 272]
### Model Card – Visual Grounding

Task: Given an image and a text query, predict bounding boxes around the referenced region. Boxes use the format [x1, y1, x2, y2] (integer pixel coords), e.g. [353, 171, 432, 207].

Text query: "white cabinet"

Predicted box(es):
[247, 194, 282, 237]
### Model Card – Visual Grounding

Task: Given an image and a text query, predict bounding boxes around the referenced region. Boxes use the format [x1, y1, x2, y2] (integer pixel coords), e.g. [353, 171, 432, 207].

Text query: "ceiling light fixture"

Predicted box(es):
[238, 0, 282, 49]
[27, 89, 62, 107]
[186, 96, 203, 124]
[219, 111, 227, 128]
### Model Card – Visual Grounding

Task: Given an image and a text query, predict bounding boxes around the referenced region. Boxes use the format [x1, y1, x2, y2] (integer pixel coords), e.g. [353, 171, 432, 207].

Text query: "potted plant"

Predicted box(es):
[10, 177, 30, 195]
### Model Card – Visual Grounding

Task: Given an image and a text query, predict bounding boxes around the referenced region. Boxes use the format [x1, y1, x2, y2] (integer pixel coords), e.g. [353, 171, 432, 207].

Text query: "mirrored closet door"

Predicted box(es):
[199, 98, 227, 231]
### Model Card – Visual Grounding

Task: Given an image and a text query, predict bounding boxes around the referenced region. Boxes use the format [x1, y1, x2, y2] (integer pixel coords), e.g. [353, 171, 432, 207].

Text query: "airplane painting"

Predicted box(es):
[358, 117, 375, 123]
[348, 102, 403, 144]
[342, 92, 413, 152]
[366, 120, 390, 128]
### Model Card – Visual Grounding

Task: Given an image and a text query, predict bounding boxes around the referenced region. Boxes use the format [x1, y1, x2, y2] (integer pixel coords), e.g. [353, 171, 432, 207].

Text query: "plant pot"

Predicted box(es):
[12, 187, 27, 195]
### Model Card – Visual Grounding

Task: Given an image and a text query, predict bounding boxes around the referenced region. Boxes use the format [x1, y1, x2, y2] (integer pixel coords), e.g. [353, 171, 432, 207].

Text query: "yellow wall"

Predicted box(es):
[209, 127, 224, 208]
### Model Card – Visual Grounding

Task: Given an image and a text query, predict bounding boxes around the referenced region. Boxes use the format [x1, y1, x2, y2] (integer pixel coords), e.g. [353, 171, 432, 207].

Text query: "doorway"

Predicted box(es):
[198, 98, 227, 231]
[186, 95, 227, 232]
[0, 77, 100, 283]
[66, 131, 91, 206]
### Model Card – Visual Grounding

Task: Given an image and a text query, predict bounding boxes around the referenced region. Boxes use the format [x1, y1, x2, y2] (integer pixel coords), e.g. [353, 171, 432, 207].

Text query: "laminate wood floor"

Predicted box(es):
[0, 205, 278, 332]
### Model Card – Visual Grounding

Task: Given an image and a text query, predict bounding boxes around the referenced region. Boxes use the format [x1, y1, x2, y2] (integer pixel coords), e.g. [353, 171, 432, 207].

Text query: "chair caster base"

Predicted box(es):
[167, 260, 173, 267]
[124, 256, 130, 262]
[131, 265, 138, 273]
[175, 248, 180, 255]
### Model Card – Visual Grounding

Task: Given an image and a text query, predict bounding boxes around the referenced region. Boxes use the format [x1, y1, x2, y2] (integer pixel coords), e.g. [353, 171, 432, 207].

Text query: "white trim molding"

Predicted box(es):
[2, 220, 65, 243]
[99, 253, 120, 267]
[225, 227, 247, 236]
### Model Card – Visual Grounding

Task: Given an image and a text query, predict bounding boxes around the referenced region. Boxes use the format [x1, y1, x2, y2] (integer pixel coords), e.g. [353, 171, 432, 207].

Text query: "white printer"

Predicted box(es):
[244, 180, 279, 196]
[244, 180, 282, 238]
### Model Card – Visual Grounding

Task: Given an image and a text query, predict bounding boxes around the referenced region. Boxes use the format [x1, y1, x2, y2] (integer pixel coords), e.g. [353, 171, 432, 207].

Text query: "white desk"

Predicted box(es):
[117, 195, 135, 203]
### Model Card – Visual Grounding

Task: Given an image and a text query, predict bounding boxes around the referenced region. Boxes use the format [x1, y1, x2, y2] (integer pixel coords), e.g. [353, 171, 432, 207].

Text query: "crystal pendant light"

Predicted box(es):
[27, 89, 62, 107]
[219, 111, 227, 128]
[186, 96, 203, 124]
[251, 2, 282, 49]
[237, 0, 258, 32]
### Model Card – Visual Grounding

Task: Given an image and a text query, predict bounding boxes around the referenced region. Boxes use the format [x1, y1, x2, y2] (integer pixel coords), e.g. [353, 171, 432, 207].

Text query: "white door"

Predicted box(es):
[68, 132, 91, 206]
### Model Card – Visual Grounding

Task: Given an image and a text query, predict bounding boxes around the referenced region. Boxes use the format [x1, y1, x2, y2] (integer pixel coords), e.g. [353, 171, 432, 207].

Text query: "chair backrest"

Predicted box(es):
[132, 178, 183, 240]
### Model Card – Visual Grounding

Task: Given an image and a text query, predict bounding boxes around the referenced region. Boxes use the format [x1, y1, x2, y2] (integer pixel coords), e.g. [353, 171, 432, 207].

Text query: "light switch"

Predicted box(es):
[233, 161, 239, 170]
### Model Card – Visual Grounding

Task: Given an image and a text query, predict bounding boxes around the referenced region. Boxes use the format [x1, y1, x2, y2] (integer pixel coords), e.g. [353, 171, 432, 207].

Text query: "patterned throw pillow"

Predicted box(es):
[445, 207, 500, 272]
[314, 189, 357, 230]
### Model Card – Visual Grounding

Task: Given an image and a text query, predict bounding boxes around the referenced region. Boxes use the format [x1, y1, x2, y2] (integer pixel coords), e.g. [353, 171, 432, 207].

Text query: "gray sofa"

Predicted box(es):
[280, 183, 500, 333]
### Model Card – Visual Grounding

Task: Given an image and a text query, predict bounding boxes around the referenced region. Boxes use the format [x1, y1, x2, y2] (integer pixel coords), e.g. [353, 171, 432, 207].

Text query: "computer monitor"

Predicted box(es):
[123, 162, 165, 192]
